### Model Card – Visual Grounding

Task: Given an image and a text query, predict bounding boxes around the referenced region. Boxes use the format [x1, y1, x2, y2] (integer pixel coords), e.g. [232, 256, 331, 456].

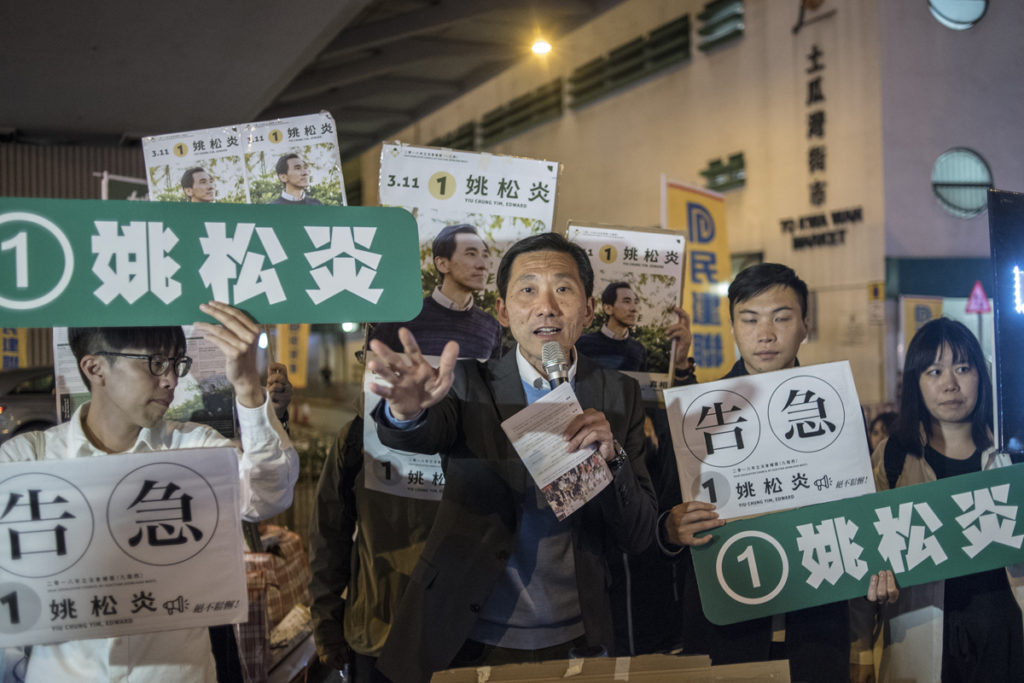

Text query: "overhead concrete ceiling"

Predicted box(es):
[1, 0, 620, 159]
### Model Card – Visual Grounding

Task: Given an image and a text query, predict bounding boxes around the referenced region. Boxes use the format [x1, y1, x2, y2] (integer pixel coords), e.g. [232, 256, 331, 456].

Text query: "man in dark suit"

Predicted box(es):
[367, 232, 657, 682]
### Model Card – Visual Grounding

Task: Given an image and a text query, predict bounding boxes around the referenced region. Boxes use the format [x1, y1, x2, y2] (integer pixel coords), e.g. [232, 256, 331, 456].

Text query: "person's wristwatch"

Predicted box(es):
[607, 440, 628, 473]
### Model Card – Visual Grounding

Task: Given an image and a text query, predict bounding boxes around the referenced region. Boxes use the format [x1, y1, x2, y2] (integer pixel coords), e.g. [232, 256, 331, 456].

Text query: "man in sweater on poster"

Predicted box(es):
[575, 282, 648, 371]
[368, 223, 503, 360]
[269, 154, 323, 205]
[309, 224, 501, 680]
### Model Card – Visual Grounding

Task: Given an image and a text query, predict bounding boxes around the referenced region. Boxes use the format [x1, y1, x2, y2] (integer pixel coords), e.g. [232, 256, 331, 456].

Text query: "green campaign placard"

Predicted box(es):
[0, 198, 423, 326]
[691, 464, 1024, 625]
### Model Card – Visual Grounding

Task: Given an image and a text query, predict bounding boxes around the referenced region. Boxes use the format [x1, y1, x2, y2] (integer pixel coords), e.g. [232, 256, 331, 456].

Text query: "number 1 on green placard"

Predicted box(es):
[2, 231, 28, 288]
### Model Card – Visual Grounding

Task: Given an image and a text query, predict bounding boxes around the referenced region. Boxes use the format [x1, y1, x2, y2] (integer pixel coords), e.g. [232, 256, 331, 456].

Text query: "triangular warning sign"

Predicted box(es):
[966, 280, 991, 314]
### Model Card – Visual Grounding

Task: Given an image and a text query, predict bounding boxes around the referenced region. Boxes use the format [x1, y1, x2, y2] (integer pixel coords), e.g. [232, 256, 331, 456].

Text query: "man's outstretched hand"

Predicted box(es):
[367, 328, 459, 421]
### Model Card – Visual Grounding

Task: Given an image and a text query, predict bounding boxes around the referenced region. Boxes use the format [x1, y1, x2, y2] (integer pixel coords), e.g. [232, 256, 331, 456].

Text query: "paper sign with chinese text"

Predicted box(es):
[142, 112, 345, 206]
[0, 448, 245, 647]
[362, 353, 446, 501]
[378, 142, 559, 302]
[0, 197, 422, 327]
[367, 144, 561, 500]
[691, 463, 1024, 624]
[565, 223, 685, 401]
[663, 361, 874, 519]
[661, 178, 735, 382]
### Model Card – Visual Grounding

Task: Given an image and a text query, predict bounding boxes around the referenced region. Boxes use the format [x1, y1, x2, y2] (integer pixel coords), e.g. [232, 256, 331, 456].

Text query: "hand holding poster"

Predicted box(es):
[141, 113, 348, 387]
[0, 448, 245, 647]
[662, 361, 874, 519]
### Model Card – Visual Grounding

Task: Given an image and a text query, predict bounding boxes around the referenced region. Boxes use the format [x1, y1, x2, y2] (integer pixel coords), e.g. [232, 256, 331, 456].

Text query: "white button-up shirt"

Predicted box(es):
[0, 397, 299, 682]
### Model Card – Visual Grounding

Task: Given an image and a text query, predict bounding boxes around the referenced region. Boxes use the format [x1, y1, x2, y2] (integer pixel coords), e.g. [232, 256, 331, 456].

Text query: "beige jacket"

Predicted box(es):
[851, 438, 1024, 682]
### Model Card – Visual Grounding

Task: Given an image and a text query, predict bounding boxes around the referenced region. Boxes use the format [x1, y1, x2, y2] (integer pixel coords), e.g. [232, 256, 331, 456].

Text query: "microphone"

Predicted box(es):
[541, 341, 570, 388]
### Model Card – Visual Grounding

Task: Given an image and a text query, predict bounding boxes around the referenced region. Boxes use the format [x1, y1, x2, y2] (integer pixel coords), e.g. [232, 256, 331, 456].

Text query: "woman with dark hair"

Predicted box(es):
[854, 317, 1024, 682]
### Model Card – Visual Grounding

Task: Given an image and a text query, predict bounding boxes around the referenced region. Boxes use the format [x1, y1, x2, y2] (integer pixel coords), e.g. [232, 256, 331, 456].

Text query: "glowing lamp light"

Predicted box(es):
[341, 322, 359, 333]
[531, 39, 552, 55]
[258, 332, 268, 349]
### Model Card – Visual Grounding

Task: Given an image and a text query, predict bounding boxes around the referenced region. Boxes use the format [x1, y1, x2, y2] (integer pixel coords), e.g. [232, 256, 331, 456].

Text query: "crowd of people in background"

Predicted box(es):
[305, 228, 1021, 683]
[1, 226, 1016, 683]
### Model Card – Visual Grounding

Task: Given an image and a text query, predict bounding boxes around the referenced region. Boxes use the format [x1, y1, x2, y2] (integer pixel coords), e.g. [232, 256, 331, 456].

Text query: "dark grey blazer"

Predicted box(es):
[372, 351, 657, 683]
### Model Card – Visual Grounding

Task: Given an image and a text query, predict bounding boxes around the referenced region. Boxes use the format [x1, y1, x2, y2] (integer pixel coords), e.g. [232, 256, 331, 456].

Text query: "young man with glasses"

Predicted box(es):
[0, 301, 299, 682]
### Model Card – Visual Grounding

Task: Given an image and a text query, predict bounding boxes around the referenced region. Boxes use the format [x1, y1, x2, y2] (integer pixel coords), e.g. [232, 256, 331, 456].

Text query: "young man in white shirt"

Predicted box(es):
[0, 301, 299, 682]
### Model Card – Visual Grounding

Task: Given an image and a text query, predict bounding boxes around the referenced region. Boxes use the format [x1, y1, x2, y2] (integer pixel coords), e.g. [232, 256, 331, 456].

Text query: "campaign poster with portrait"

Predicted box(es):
[378, 142, 560, 310]
[565, 223, 686, 401]
[663, 361, 874, 519]
[141, 111, 347, 397]
[244, 112, 346, 206]
[365, 143, 561, 501]
[142, 126, 248, 204]
[53, 327, 236, 438]
[0, 448, 245, 647]
[142, 112, 345, 206]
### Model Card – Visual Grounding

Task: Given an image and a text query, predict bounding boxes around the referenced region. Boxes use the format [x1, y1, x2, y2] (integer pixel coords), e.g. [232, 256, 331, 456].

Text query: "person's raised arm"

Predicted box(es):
[367, 327, 459, 421]
[667, 306, 696, 384]
[193, 301, 265, 408]
[193, 301, 298, 520]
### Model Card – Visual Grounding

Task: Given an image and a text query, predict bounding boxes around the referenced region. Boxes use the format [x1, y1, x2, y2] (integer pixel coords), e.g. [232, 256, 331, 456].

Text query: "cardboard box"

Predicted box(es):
[431, 654, 790, 682]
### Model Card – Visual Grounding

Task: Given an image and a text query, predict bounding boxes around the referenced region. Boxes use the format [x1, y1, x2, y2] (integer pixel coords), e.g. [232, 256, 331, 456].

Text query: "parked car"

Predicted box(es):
[0, 367, 57, 445]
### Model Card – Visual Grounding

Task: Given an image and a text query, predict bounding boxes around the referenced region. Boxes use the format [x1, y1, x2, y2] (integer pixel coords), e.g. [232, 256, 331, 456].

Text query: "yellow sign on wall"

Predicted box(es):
[275, 324, 309, 389]
[662, 178, 735, 382]
[900, 296, 943, 350]
[1, 328, 27, 369]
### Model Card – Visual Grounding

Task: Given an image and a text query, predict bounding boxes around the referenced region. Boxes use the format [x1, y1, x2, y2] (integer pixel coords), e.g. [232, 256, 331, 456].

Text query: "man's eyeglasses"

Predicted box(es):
[94, 351, 193, 378]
